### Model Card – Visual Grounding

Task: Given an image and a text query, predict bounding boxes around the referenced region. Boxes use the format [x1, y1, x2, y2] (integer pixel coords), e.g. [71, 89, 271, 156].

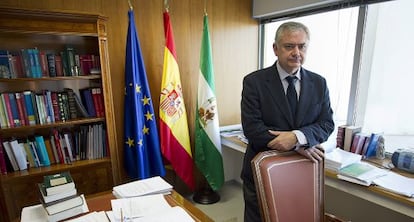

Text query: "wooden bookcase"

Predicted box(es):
[0, 7, 118, 221]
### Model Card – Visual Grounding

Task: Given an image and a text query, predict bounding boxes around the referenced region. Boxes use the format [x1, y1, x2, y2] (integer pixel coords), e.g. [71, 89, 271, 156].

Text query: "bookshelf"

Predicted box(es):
[0, 7, 118, 221]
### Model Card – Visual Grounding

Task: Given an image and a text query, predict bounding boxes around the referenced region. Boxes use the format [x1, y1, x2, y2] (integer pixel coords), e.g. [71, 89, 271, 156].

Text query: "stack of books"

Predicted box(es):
[36, 171, 88, 222]
[325, 148, 362, 172]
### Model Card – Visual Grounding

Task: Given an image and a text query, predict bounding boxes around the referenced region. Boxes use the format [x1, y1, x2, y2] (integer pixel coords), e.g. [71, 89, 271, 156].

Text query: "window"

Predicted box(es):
[260, 0, 414, 153]
[358, 0, 414, 153]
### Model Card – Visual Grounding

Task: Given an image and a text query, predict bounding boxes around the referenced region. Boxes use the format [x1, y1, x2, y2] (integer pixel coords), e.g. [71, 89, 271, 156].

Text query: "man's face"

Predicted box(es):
[273, 30, 308, 74]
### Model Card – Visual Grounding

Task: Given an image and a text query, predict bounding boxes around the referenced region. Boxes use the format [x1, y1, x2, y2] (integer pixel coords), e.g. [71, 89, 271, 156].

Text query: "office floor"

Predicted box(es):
[187, 180, 244, 222]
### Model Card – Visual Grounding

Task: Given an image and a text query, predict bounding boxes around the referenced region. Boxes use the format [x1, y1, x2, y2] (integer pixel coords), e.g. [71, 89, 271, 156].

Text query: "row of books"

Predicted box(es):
[0, 87, 104, 129]
[0, 124, 108, 174]
[0, 47, 101, 79]
[336, 125, 383, 158]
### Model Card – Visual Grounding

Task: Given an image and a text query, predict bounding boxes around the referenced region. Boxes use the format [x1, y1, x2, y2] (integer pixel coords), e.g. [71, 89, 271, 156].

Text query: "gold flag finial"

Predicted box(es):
[128, 0, 133, 10]
[164, 0, 169, 12]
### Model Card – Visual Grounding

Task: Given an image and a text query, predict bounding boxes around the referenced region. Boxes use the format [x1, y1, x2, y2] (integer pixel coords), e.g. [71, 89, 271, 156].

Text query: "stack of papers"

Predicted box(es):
[108, 194, 194, 221]
[219, 124, 243, 137]
[325, 148, 362, 172]
[373, 171, 414, 197]
[112, 176, 173, 198]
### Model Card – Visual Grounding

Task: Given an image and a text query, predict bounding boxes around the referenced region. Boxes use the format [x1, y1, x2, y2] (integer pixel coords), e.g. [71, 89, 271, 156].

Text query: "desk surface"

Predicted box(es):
[86, 190, 214, 222]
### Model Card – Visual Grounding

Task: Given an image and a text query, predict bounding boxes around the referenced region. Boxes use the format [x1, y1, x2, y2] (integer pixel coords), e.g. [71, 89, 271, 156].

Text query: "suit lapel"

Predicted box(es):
[296, 69, 314, 126]
[263, 66, 295, 127]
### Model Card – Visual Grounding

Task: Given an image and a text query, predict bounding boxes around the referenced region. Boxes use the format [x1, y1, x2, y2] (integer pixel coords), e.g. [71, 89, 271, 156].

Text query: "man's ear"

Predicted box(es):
[273, 43, 278, 56]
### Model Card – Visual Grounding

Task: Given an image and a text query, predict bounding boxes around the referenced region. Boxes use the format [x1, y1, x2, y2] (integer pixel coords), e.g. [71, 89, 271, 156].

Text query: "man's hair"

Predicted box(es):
[274, 21, 310, 45]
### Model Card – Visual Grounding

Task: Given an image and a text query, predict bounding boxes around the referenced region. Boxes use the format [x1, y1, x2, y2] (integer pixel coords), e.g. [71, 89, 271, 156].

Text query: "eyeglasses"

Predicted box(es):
[281, 43, 307, 51]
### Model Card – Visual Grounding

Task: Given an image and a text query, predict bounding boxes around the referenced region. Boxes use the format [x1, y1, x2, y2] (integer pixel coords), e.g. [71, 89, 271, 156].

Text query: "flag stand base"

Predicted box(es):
[192, 187, 220, 204]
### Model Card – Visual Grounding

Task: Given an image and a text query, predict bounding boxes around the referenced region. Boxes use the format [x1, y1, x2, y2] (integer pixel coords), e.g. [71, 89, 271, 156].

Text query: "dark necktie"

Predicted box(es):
[286, 76, 298, 119]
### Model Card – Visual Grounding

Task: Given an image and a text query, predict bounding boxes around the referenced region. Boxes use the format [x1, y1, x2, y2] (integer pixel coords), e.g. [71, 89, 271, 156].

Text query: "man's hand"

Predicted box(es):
[267, 130, 297, 151]
[296, 144, 324, 163]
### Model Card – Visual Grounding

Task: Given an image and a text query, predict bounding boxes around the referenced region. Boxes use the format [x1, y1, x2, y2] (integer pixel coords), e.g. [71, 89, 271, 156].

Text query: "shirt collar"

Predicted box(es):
[276, 61, 301, 81]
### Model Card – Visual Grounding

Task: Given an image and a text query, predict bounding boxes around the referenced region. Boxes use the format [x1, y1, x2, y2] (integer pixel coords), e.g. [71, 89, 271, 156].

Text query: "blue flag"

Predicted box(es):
[124, 9, 165, 179]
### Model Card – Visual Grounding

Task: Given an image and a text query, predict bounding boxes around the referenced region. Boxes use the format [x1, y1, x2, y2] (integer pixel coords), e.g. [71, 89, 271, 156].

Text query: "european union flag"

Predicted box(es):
[124, 9, 165, 179]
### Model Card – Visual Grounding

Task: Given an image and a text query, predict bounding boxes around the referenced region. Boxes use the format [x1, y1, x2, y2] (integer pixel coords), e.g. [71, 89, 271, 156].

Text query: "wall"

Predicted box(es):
[0, 0, 258, 186]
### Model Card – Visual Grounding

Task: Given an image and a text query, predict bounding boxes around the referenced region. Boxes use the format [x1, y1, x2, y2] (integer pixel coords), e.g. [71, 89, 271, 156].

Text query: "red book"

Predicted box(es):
[39, 50, 49, 77]
[79, 54, 93, 75]
[350, 133, 367, 154]
[14, 92, 28, 126]
[11, 54, 25, 78]
[52, 129, 65, 164]
[91, 88, 104, 117]
[336, 125, 347, 149]
[55, 55, 64, 77]
[96, 88, 105, 117]
[1, 93, 14, 128]
[50, 91, 61, 122]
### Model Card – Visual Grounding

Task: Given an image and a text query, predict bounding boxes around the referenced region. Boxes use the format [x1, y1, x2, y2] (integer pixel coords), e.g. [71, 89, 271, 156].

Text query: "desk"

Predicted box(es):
[85, 190, 214, 222]
[324, 170, 414, 221]
[18, 190, 213, 222]
[221, 136, 414, 222]
[222, 136, 246, 183]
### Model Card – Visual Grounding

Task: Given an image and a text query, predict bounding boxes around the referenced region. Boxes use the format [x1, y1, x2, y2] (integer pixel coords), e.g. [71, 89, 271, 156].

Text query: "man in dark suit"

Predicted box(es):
[241, 21, 334, 222]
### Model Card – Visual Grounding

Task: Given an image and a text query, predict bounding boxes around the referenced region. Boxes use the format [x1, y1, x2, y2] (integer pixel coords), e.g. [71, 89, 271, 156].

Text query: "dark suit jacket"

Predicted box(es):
[240, 63, 334, 185]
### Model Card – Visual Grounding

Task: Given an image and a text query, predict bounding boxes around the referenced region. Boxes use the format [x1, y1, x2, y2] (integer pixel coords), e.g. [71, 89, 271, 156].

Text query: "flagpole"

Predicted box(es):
[193, 0, 223, 205]
[193, 174, 220, 204]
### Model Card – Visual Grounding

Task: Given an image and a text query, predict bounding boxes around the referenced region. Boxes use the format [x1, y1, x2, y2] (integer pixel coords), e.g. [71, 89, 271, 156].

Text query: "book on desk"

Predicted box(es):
[337, 162, 388, 186]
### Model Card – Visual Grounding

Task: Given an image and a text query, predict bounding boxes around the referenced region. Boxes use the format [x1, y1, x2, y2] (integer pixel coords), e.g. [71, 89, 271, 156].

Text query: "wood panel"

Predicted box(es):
[0, 0, 258, 188]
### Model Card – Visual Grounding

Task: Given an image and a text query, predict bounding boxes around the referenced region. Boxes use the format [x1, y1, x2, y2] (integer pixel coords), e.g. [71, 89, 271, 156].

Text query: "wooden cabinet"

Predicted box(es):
[0, 7, 118, 221]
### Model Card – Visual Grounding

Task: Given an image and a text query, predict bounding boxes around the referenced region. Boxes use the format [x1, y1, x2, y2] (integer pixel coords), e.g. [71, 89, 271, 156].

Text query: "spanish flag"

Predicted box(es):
[159, 11, 195, 190]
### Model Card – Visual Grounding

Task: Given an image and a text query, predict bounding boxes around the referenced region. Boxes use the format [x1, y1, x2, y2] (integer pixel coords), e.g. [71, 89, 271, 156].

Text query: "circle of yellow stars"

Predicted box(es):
[125, 82, 155, 148]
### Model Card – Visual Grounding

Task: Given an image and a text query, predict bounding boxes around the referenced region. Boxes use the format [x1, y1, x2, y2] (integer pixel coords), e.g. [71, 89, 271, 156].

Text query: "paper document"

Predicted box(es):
[111, 194, 171, 220]
[106, 206, 194, 222]
[373, 171, 414, 197]
[112, 176, 173, 198]
[220, 129, 243, 137]
[66, 211, 110, 222]
[133, 206, 195, 222]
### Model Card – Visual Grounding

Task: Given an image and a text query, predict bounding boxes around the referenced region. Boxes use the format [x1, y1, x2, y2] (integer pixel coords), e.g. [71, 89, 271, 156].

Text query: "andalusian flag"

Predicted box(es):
[123, 9, 165, 179]
[159, 11, 195, 190]
[194, 14, 224, 191]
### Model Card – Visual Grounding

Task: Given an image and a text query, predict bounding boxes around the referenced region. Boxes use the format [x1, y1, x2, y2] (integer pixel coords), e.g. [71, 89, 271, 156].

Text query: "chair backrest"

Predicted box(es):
[251, 150, 324, 222]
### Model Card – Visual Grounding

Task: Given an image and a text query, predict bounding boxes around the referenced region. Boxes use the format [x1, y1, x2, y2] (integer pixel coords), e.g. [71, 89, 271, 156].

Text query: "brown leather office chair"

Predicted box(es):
[251, 150, 348, 222]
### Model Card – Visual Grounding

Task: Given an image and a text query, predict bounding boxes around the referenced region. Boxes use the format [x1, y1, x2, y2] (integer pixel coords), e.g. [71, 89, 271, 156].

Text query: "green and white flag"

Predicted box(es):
[195, 14, 224, 191]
